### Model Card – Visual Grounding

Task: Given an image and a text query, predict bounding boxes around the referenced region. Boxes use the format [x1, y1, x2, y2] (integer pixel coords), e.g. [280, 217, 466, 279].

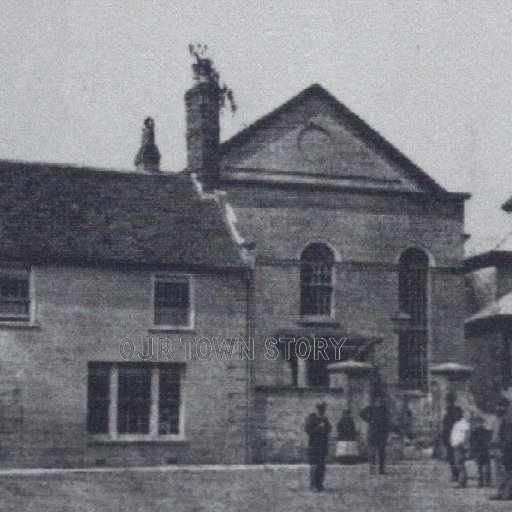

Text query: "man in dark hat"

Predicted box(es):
[360, 394, 390, 474]
[305, 402, 332, 491]
[491, 396, 512, 501]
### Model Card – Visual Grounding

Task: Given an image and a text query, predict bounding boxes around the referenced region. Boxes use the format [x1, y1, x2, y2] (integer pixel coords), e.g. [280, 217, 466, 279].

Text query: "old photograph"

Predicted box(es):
[0, 1, 511, 510]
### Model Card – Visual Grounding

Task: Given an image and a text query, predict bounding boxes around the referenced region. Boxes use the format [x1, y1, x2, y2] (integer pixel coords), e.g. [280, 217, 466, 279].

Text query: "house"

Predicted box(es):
[185, 56, 470, 462]
[0, 154, 251, 467]
[465, 202, 512, 409]
[0, 55, 471, 467]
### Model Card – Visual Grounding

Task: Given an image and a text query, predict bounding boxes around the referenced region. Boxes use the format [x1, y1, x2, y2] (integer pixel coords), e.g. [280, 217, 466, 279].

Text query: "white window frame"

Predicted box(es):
[90, 363, 185, 442]
[299, 244, 336, 323]
[151, 273, 195, 330]
[0, 265, 35, 325]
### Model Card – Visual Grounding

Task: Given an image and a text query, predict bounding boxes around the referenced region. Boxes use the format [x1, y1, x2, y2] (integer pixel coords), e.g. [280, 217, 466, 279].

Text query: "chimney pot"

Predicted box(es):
[134, 117, 161, 173]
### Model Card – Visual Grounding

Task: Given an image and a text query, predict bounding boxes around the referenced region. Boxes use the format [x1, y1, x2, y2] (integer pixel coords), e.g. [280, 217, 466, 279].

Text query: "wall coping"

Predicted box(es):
[254, 386, 345, 395]
[430, 362, 473, 377]
[327, 361, 373, 374]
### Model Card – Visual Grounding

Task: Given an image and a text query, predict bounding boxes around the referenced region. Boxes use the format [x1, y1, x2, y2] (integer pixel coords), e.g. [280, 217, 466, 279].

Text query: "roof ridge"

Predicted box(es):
[0, 159, 184, 181]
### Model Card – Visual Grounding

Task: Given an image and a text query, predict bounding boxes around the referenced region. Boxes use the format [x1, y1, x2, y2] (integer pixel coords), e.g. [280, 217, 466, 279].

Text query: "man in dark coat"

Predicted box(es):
[305, 402, 332, 491]
[491, 396, 512, 501]
[441, 392, 463, 482]
[360, 395, 390, 474]
[470, 416, 492, 487]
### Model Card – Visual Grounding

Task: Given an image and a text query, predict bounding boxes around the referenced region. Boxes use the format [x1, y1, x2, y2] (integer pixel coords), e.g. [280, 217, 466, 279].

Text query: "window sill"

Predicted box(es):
[254, 385, 345, 393]
[0, 322, 41, 331]
[297, 317, 339, 327]
[149, 326, 196, 335]
[89, 435, 187, 445]
[395, 389, 428, 398]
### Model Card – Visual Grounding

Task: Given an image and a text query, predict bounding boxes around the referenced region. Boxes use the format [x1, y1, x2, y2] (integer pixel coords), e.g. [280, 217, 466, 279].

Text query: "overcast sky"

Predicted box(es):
[1, 1, 511, 254]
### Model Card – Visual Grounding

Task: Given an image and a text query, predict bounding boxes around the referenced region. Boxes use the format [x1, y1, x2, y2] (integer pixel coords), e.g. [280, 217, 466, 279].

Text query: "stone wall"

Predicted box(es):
[252, 388, 347, 463]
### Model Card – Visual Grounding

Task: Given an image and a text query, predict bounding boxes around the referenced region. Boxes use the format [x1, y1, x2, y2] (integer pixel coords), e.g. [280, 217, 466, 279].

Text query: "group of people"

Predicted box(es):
[304, 396, 390, 492]
[441, 393, 512, 501]
[305, 392, 512, 498]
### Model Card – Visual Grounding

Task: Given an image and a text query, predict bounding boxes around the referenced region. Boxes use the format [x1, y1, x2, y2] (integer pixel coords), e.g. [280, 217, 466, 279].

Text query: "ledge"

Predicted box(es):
[327, 361, 373, 374]
[430, 362, 473, 377]
[394, 389, 428, 399]
[254, 385, 344, 394]
[296, 318, 340, 328]
[88, 437, 189, 446]
[148, 327, 196, 335]
[0, 323, 42, 331]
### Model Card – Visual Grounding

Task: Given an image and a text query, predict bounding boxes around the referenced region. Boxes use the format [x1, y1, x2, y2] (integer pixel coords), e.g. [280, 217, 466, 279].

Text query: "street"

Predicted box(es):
[0, 460, 508, 512]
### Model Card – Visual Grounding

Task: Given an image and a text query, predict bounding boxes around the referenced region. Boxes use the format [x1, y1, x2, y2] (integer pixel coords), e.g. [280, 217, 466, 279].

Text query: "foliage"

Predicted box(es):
[188, 44, 237, 114]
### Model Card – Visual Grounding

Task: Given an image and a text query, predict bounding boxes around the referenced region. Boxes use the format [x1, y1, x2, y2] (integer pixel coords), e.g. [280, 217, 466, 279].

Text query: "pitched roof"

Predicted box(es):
[465, 291, 512, 324]
[465, 232, 512, 271]
[220, 84, 469, 199]
[0, 160, 245, 269]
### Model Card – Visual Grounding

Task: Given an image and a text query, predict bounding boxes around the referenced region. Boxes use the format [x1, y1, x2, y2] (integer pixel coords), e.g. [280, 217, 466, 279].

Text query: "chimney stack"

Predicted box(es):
[185, 81, 220, 174]
[134, 117, 161, 173]
[185, 46, 221, 178]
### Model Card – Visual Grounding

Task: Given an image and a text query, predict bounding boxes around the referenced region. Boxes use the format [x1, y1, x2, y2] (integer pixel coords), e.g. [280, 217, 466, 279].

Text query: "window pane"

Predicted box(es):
[117, 366, 151, 434]
[158, 366, 181, 435]
[398, 249, 429, 390]
[87, 364, 109, 434]
[300, 284, 332, 316]
[154, 279, 190, 326]
[300, 246, 334, 317]
[0, 274, 30, 321]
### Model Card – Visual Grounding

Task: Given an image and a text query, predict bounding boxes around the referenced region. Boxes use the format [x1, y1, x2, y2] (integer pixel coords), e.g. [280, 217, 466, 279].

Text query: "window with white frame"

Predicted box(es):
[398, 248, 429, 391]
[300, 244, 335, 318]
[87, 362, 183, 439]
[0, 266, 31, 323]
[153, 274, 193, 328]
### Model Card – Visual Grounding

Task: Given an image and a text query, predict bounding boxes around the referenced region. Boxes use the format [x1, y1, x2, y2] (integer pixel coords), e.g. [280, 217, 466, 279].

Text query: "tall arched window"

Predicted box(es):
[398, 248, 429, 390]
[300, 243, 334, 318]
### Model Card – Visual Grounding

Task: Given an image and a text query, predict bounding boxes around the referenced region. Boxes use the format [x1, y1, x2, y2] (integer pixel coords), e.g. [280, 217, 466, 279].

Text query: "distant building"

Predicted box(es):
[0, 57, 470, 467]
[465, 201, 512, 408]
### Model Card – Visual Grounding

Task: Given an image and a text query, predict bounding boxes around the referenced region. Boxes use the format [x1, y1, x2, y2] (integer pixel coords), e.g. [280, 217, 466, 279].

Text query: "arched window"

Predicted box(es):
[398, 248, 429, 390]
[300, 244, 334, 318]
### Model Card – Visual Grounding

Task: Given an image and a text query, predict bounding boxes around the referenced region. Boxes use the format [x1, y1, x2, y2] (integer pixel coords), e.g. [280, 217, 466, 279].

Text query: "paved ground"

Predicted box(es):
[0, 460, 509, 512]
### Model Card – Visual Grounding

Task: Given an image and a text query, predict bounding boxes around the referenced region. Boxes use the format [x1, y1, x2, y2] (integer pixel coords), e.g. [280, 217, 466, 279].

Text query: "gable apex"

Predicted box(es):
[220, 84, 468, 199]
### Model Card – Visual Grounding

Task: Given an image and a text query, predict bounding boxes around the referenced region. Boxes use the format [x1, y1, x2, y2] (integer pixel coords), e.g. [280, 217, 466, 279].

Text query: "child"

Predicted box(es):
[336, 408, 359, 464]
[470, 416, 492, 487]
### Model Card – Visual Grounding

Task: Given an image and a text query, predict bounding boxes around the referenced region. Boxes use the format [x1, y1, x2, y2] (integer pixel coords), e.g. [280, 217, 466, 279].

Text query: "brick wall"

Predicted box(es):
[0, 265, 249, 467]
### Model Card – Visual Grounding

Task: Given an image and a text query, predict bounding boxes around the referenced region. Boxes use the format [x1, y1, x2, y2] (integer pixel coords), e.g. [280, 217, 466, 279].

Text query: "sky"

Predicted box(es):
[0, 0, 511, 254]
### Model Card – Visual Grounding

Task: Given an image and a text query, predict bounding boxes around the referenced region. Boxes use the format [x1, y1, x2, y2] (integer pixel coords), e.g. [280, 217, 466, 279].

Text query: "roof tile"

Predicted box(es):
[0, 161, 245, 269]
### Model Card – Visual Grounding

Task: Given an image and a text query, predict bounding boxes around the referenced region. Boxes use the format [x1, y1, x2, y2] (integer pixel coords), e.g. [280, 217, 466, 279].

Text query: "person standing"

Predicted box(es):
[441, 393, 463, 482]
[490, 396, 512, 501]
[470, 416, 492, 487]
[397, 398, 414, 458]
[336, 408, 358, 464]
[305, 402, 332, 492]
[450, 409, 470, 488]
[360, 394, 390, 475]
